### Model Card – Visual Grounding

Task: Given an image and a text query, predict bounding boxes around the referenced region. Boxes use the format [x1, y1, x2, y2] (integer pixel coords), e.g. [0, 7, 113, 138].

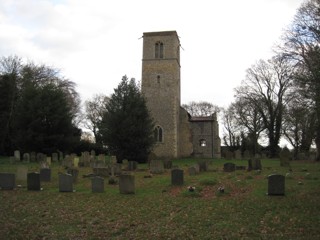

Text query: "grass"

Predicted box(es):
[1, 157, 320, 239]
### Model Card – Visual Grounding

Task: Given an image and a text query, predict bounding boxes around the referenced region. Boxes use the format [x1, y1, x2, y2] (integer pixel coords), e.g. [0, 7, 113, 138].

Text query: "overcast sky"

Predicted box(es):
[0, 0, 304, 109]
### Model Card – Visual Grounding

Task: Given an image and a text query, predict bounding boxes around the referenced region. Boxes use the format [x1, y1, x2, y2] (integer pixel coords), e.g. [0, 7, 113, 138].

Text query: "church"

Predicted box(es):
[141, 31, 221, 159]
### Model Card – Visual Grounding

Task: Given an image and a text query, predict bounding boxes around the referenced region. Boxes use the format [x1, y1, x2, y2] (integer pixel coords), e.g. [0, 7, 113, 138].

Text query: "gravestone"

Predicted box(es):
[46, 157, 52, 166]
[171, 169, 184, 185]
[128, 161, 138, 171]
[93, 167, 109, 177]
[249, 158, 262, 171]
[0, 173, 15, 190]
[27, 172, 41, 191]
[188, 166, 197, 176]
[14, 150, 21, 162]
[224, 162, 236, 172]
[98, 154, 105, 162]
[267, 174, 285, 195]
[91, 176, 104, 193]
[37, 153, 45, 162]
[73, 157, 79, 168]
[279, 148, 291, 167]
[66, 168, 79, 183]
[163, 159, 173, 169]
[30, 152, 36, 162]
[16, 165, 28, 181]
[40, 168, 51, 182]
[225, 150, 233, 159]
[23, 153, 30, 162]
[234, 149, 242, 159]
[59, 173, 73, 192]
[52, 153, 58, 162]
[108, 164, 122, 176]
[150, 160, 164, 174]
[119, 174, 135, 194]
[198, 160, 208, 172]
[82, 151, 91, 167]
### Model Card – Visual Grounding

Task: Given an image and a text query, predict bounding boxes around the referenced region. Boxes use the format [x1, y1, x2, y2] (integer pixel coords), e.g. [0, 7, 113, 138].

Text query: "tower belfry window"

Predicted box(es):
[155, 41, 164, 59]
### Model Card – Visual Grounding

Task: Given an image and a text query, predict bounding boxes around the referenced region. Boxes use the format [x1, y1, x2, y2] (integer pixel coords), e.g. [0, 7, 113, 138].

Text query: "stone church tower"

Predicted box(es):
[141, 31, 181, 158]
[141, 31, 221, 159]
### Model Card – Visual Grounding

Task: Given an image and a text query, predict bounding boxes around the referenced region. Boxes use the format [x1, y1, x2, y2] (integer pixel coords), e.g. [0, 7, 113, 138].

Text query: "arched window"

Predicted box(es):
[200, 139, 206, 147]
[155, 41, 164, 59]
[154, 126, 163, 142]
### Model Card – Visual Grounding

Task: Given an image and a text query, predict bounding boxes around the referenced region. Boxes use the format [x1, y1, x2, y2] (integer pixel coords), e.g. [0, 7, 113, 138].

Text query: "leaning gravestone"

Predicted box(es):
[27, 172, 41, 191]
[91, 176, 104, 193]
[171, 169, 184, 186]
[40, 168, 51, 182]
[16, 165, 28, 181]
[119, 174, 135, 194]
[224, 162, 236, 172]
[0, 173, 15, 190]
[59, 173, 73, 192]
[267, 174, 285, 195]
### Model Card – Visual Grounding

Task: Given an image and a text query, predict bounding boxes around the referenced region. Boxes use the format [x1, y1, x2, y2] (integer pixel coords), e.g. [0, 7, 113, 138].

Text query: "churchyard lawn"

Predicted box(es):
[0, 157, 319, 239]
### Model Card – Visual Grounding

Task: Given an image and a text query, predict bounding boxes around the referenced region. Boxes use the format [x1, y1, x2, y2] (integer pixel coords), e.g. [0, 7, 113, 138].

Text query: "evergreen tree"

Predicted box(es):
[99, 76, 155, 163]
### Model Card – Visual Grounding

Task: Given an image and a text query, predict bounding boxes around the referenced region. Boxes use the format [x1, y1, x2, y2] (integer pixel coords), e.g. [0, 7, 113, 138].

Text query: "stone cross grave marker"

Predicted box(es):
[0, 173, 15, 190]
[27, 172, 41, 191]
[171, 169, 184, 186]
[224, 162, 236, 172]
[16, 165, 28, 181]
[59, 173, 74, 192]
[267, 174, 285, 195]
[119, 174, 135, 194]
[91, 176, 104, 193]
[40, 168, 51, 182]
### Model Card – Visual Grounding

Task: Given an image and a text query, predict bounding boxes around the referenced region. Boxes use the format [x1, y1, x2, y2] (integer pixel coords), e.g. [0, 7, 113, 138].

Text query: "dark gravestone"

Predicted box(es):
[119, 174, 135, 194]
[40, 168, 51, 182]
[92, 176, 104, 193]
[128, 161, 138, 171]
[171, 169, 184, 185]
[267, 174, 285, 195]
[150, 160, 164, 174]
[163, 159, 173, 169]
[280, 148, 291, 167]
[93, 167, 109, 177]
[27, 173, 41, 191]
[0, 173, 15, 190]
[224, 162, 236, 172]
[249, 158, 262, 171]
[59, 173, 73, 192]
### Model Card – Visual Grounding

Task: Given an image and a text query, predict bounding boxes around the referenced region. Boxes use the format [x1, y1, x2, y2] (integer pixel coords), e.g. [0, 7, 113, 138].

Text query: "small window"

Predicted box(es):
[154, 126, 163, 142]
[155, 41, 164, 59]
[200, 139, 206, 147]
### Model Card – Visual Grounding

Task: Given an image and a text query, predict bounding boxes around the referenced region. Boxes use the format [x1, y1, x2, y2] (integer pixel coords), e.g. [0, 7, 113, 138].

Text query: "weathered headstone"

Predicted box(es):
[128, 161, 138, 171]
[30, 152, 36, 162]
[234, 149, 242, 159]
[163, 159, 173, 169]
[198, 160, 208, 172]
[171, 169, 184, 185]
[73, 157, 79, 168]
[91, 176, 104, 193]
[279, 147, 291, 167]
[36, 153, 45, 162]
[224, 162, 236, 172]
[150, 160, 164, 174]
[52, 153, 59, 162]
[23, 153, 30, 162]
[46, 157, 52, 166]
[249, 158, 262, 170]
[267, 174, 285, 195]
[93, 167, 109, 177]
[59, 173, 73, 192]
[14, 150, 21, 162]
[27, 172, 41, 191]
[98, 154, 105, 162]
[0, 173, 15, 190]
[66, 168, 79, 183]
[16, 165, 28, 181]
[225, 150, 233, 159]
[119, 174, 135, 194]
[40, 168, 51, 182]
[188, 166, 197, 176]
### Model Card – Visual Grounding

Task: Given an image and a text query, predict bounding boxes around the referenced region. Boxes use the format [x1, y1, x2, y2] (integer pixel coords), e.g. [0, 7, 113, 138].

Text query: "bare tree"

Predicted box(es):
[235, 56, 294, 158]
[222, 105, 242, 151]
[281, 0, 320, 160]
[182, 101, 220, 117]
